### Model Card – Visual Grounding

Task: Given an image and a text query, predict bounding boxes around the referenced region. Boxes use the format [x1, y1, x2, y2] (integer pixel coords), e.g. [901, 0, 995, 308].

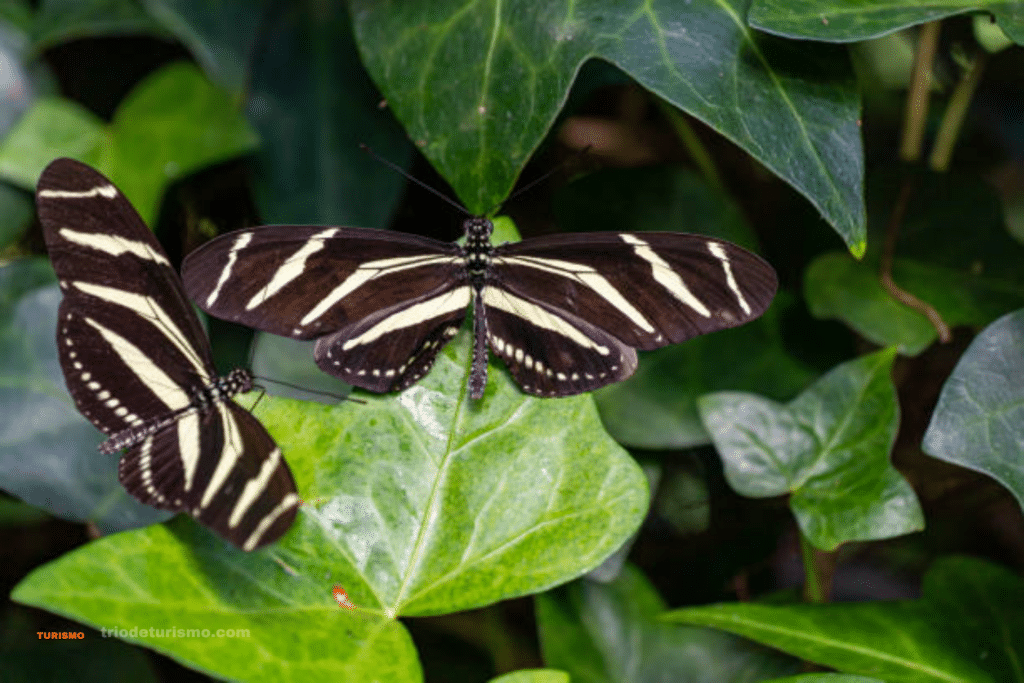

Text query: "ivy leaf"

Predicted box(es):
[0, 62, 258, 225]
[11, 331, 648, 679]
[350, 0, 864, 252]
[536, 564, 799, 683]
[750, 0, 1024, 45]
[699, 348, 922, 550]
[664, 556, 1024, 683]
[923, 308, 1024, 513]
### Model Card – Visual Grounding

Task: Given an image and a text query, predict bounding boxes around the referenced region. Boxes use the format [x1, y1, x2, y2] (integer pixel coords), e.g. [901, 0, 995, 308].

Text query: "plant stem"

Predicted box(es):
[879, 178, 952, 342]
[900, 21, 941, 162]
[800, 533, 825, 603]
[930, 51, 987, 171]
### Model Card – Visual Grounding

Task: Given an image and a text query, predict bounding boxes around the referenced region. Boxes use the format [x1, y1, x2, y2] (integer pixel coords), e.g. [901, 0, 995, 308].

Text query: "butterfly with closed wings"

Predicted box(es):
[180, 191, 777, 399]
[38, 158, 299, 551]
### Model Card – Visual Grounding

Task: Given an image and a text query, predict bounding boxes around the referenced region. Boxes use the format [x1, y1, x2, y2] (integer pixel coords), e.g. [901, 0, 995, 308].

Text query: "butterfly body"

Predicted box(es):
[38, 158, 299, 551]
[183, 210, 777, 399]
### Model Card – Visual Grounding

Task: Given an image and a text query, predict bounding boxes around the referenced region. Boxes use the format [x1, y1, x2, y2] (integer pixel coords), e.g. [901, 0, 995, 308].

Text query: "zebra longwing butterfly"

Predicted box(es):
[181, 212, 777, 400]
[38, 158, 299, 551]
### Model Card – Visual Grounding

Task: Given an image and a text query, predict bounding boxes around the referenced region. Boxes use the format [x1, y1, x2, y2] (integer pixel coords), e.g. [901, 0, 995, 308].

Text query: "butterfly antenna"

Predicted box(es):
[360, 144, 469, 216]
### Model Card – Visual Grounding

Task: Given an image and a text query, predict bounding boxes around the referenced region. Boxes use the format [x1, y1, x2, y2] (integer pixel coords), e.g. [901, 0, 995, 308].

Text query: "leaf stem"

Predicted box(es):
[879, 178, 952, 342]
[900, 21, 941, 162]
[800, 533, 825, 603]
[929, 51, 987, 171]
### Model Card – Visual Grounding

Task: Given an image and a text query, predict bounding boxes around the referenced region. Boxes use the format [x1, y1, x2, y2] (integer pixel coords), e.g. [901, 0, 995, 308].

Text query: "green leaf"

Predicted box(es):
[350, 0, 865, 250]
[923, 308, 1024, 512]
[699, 348, 923, 550]
[489, 670, 570, 683]
[142, 0, 272, 93]
[663, 555, 1023, 683]
[32, 0, 167, 48]
[0, 496, 49, 526]
[0, 63, 258, 226]
[11, 331, 647, 677]
[0, 98, 106, 186]
[805, 172, 1024, 355]
[12, 521, 422, 682]
[108, 62, 259, 222]
[597, 299, 814, 449]
[0, 259, 171, 533]
[244, 1, 413, 226]
[536, 564, 799, 683]
[750, 0, 1024, 45]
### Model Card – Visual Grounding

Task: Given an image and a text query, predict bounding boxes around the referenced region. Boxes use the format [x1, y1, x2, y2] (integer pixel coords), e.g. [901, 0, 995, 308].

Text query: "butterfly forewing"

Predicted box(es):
[38, 158, 298, 551]
[182, 224, 470, 392]
[182, 225, 463, 338]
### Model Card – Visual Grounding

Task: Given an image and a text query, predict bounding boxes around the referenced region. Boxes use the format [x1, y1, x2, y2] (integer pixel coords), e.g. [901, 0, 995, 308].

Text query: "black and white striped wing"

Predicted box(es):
[118, 401, 298, 551]
[38, 158, 298, 551]
[486, 232, 777, 396]
[181, 226, 468, 393]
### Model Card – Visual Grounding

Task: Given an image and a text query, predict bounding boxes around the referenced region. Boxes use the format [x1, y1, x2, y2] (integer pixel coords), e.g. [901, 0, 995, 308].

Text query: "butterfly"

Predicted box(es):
[38, 158, 299, 551]
[181, 203, 776, 400]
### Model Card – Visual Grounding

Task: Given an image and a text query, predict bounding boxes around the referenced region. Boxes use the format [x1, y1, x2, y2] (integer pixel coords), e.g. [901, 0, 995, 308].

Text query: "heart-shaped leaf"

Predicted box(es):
[663, 555, 1024, 683]
[350, 0, 865, 252]
[0, 62, 258, 225]
[923, 308, 1024, 512]
[12, 331, 648, 679]
[699, 348, 922, 550]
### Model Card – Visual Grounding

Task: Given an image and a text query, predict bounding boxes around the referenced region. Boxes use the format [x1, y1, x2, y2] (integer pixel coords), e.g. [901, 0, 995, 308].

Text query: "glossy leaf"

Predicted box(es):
[536, 564, 798, 683]
[750, 0, 1024, 44]
[351, 0, 865, 252]
[11, 330, 648, 677]
[0, 63, 258, 225]
[664, 555, 1024, 683]
[699, 348, 923, 550]
[12, 521, 422, 682]
[0, 259, 170, 532]
[923, 309, 1024, 512]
